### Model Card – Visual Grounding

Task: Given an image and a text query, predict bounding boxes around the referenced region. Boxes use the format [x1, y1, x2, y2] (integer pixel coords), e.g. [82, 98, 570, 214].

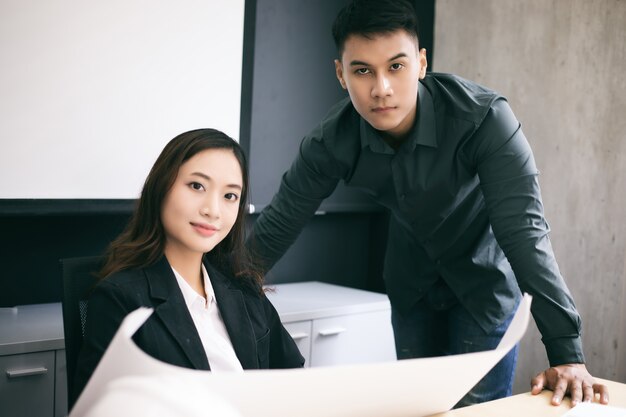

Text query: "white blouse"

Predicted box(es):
[171, 264, 243, 372]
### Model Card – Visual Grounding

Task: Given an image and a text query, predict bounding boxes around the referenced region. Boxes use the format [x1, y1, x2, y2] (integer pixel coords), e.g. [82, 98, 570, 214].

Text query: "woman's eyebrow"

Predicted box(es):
[190, 172, 211, 181]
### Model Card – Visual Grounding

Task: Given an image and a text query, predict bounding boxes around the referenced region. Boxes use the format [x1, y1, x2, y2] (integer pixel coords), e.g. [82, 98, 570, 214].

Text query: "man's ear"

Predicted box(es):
[334, 59, 347, 89]
[418, 48, 428, 79]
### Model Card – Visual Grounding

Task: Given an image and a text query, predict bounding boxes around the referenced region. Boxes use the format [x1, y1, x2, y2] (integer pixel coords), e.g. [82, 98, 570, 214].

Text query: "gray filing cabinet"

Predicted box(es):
[0, 303, 66, 417]
[266, 281, 397, 367]
[0, 282, 396, 417]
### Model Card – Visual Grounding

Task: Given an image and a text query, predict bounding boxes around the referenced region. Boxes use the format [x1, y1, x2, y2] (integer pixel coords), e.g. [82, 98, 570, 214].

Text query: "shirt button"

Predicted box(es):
[400, 194, 406, 200]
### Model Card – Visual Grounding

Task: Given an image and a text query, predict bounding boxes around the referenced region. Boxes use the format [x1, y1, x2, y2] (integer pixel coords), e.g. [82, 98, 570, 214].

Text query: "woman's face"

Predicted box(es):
[161, 148, 243, 261]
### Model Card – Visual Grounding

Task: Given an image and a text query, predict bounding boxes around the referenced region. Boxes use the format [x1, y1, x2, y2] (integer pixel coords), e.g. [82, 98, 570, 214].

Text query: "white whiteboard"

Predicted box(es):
[0, 0, 245, 199]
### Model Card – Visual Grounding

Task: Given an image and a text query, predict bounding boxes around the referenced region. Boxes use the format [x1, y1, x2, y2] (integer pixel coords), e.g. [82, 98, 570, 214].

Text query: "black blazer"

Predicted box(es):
[73, 255, 304, 403]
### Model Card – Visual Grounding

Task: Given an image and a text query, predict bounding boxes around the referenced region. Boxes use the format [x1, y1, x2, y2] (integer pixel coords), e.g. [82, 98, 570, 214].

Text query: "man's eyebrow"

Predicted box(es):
[388, 52, 408, 61]
[350, 59, 370, 66]
[190, 172, 242, 190]
[349, 53, 408, 66]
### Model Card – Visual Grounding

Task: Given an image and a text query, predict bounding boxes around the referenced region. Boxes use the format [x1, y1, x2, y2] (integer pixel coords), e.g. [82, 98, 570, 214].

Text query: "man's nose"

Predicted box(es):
[372, 74, 392, 97]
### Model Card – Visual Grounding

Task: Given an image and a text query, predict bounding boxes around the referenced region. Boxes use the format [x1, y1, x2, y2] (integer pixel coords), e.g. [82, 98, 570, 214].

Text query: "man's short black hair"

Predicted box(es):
[332, 0, 420, 57]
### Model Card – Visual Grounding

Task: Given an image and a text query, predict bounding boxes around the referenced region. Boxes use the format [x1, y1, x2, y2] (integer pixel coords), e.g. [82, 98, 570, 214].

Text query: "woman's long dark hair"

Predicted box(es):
[99, 128, 263, 292]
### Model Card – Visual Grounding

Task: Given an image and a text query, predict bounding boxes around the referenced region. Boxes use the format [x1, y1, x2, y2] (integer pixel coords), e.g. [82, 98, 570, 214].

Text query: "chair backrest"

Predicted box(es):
[59, 255, 104, 408]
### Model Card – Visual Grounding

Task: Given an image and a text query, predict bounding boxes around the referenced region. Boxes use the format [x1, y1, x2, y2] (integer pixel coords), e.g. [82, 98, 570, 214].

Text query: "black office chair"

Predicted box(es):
[59, 255, 104, 409]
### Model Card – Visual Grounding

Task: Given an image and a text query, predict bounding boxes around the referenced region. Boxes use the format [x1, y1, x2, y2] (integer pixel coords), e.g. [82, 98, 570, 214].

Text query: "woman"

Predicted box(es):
[73, 129, 304, 404]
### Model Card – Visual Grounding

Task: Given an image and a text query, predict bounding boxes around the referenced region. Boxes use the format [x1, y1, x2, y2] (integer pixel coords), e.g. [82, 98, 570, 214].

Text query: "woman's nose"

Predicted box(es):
[201, 195, 220, 218]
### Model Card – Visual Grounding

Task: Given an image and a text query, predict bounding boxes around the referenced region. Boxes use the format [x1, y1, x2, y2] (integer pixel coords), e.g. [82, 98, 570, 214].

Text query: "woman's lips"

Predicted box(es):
[191, 222, 218, 237]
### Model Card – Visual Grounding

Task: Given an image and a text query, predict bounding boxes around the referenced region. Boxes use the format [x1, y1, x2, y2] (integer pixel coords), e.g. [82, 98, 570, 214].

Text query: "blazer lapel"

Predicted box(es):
[146, 256, 210, 370]
[205, 260, 258, 369]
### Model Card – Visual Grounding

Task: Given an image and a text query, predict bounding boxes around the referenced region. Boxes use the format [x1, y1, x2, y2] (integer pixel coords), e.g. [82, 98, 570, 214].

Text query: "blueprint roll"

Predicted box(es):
[84, 374, 241, 417]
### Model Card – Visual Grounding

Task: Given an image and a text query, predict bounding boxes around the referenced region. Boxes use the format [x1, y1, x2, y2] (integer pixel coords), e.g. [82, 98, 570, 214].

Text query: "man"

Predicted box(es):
[249, 0, 609, 407]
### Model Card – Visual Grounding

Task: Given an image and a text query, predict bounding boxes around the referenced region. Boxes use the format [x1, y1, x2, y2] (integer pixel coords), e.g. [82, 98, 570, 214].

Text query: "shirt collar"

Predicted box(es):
[172, 263, 215, 309]
[360, 81, 437, 153]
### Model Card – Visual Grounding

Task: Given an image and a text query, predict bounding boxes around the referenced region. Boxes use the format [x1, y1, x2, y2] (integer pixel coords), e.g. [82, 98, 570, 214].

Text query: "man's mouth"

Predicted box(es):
[372, 106, 395, 113]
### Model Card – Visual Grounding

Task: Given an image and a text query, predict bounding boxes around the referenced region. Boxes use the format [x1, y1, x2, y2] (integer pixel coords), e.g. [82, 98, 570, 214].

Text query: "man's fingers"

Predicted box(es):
[551, 378, 569, 405]
[533, 364, 609, 406]
[570, 380, 583, 405]
[531, 372, 546, 395]
[582, 382, 594, 403]
[593, 383, 609, 404]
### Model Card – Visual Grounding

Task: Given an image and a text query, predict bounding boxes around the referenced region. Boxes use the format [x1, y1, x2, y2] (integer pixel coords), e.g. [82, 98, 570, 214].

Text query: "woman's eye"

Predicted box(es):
[355, 68, 370, 75]
[189, 182, 205, 191]
[225, 193, 239, 201]
[390, 63, 404, 71]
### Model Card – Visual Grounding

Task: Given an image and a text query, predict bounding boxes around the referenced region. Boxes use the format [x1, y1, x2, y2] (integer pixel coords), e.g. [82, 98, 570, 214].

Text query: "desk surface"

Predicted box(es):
[265, 281, 390, 322]
[0, 282, 389, 354]
[428, 378, 626, 417]
[0, 303, 64, 355]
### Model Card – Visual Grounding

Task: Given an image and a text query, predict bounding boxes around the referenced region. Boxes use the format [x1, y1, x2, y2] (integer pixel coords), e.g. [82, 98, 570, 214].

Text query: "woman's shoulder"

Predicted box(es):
[89, 266, 154, 310]
[97, 267, 148, 291]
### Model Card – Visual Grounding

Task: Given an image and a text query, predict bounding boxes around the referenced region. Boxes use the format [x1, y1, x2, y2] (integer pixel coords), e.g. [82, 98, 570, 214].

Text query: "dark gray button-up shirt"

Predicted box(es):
[252, 73, 584, 366]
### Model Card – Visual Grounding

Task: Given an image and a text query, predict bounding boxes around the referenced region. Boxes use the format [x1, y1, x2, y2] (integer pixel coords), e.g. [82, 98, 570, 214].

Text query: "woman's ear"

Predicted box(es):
[334, 59, 347, 89]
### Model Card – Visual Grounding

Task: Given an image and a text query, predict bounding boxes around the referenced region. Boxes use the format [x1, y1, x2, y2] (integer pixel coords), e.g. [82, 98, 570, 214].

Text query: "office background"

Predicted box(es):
[434, 0, 626, 391]
[1, 0, 625, 396]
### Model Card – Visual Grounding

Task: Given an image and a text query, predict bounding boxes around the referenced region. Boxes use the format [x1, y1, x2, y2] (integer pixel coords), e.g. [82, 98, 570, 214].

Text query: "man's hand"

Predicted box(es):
[531, 363, 609, 406]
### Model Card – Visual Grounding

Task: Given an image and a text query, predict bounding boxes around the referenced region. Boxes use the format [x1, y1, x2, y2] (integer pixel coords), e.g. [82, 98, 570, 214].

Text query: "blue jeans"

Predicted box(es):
[391, 285, 518, 408]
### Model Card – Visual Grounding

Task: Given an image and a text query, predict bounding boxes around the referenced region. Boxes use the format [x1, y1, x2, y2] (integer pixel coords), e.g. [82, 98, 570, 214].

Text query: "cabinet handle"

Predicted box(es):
[6, 367, 48, 378]
[318, 327, 347, 336]
[289, 332, 309, 340]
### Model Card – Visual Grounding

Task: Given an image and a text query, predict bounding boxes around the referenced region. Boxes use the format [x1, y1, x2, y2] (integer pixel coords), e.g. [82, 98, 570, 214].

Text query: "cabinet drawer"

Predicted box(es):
[0, 351, 55, 417]
[310, 310, 396, 367]
[283, 321, 312, 367]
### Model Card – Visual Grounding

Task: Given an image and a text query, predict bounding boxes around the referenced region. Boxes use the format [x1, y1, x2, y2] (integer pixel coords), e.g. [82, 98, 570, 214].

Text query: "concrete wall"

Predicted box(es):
[434, 0, 626, 393]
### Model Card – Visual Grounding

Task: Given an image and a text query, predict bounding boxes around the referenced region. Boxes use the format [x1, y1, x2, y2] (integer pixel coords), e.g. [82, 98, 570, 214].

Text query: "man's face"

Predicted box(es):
[335, 30, 427, 140]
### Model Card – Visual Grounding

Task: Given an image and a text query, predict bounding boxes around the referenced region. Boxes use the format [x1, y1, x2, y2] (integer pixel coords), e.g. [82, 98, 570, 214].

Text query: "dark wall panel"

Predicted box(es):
[0, 214, 130, 307]
[255, 212, 388, 292]
[245, 0, 377, 212]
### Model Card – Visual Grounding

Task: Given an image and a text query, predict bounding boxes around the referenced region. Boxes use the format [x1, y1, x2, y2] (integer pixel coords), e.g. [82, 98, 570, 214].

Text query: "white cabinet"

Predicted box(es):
[267, 282, 397, 368]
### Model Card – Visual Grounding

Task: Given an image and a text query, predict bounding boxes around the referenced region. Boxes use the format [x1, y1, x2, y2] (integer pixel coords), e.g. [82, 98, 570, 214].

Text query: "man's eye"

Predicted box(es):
[189, 182, 205, 191]
[225, 193, 239, 201]
[390, 63, 404, 71]
[355, 68, 370, 75]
